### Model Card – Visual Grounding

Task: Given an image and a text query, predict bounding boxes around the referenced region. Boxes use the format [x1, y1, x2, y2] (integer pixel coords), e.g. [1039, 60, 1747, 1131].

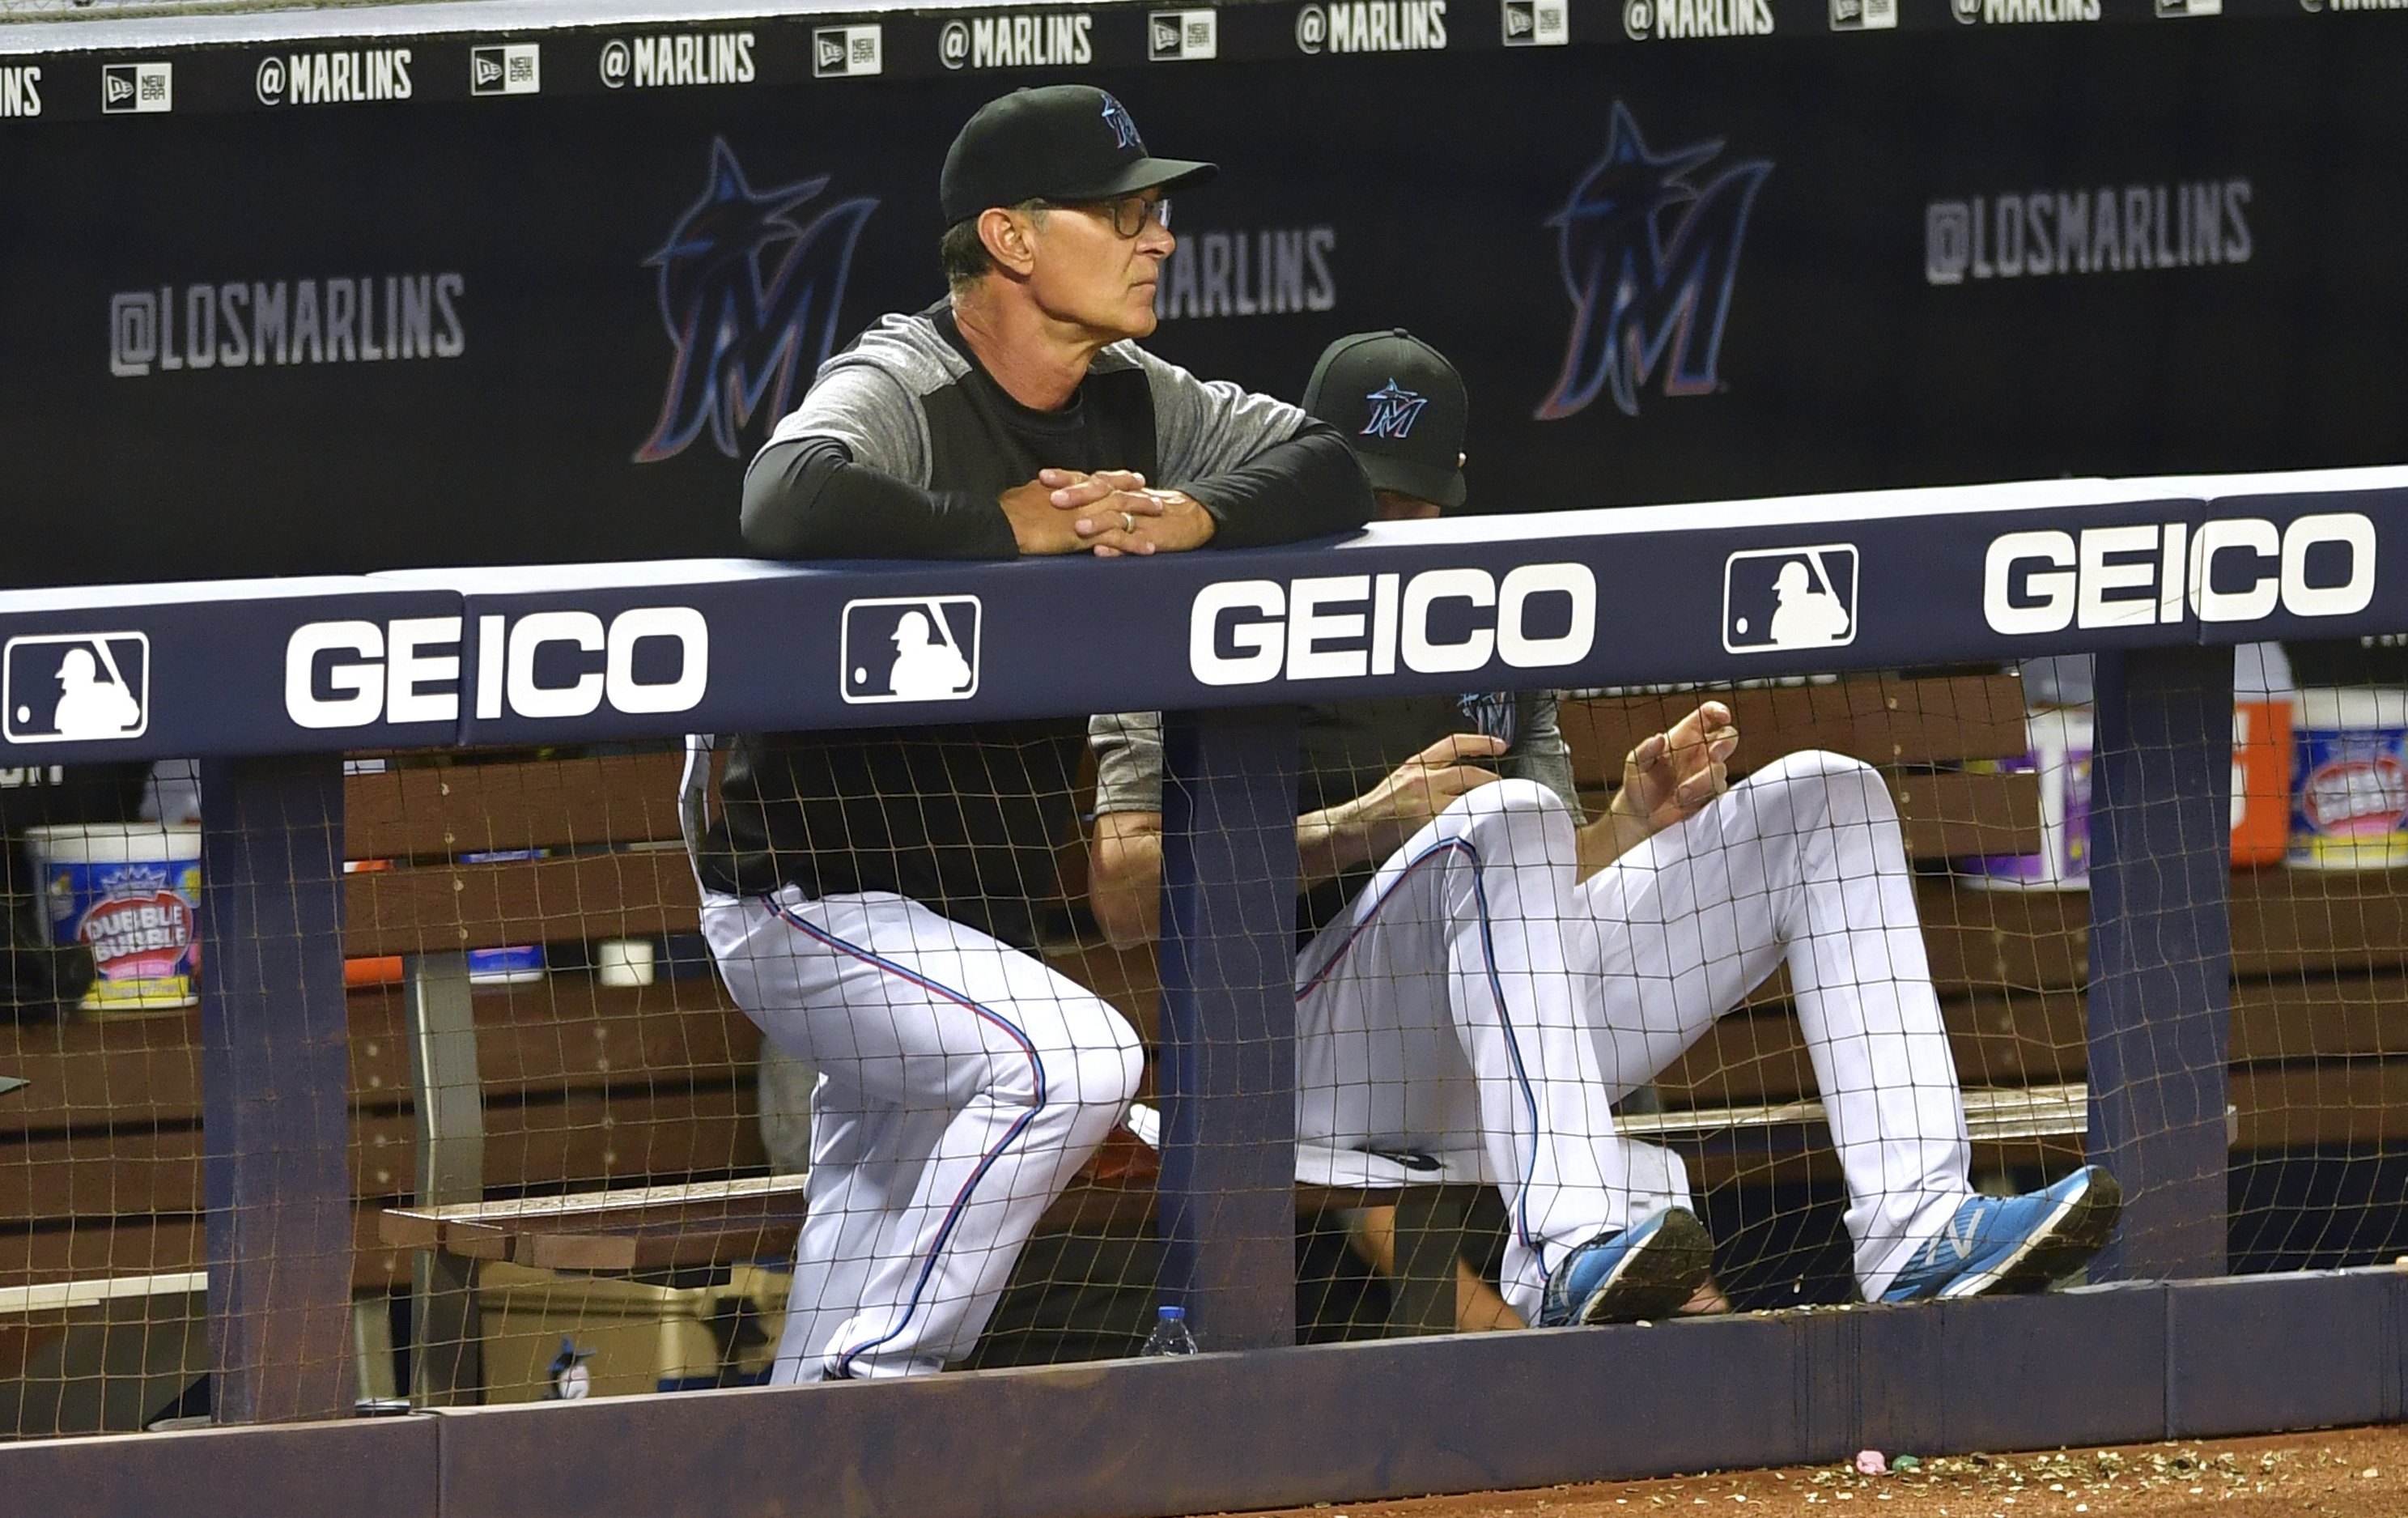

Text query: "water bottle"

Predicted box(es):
[1141, 1304, 1198, 1356]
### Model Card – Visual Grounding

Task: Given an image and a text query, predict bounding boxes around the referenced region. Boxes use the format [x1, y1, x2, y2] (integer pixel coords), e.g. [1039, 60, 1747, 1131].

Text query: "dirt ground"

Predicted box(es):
[1224, 1423, 2408, 1518]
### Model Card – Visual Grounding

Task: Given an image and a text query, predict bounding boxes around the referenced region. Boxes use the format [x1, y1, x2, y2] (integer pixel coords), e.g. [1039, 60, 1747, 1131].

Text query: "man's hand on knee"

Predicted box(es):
[1616, 701, 1739, 833]
[1302, 733, 1506, 880]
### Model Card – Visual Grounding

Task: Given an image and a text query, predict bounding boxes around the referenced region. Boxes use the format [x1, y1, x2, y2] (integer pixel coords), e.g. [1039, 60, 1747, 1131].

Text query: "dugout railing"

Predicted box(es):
[0, 468, 2404, 1516]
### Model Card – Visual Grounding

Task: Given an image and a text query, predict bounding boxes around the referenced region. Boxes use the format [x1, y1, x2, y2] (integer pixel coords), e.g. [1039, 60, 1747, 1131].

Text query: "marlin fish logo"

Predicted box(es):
[1098, 91, 1142, 150]
[1535, 102, 1771, 421]
[1361, 380, 1427, 440]
[636, 138, 879, 463]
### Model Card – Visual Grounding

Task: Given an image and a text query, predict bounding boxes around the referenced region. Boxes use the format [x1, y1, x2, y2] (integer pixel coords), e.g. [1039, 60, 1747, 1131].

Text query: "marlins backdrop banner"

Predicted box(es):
[0, 8, 2400, 585]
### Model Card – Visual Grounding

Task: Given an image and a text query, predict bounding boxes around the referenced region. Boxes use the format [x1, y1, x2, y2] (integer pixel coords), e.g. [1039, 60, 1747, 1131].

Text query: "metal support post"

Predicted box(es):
[1157, 705, 1299, 1351]
[199, 754, 357, 1423]
[404, 951, 484, 1404]
[2086, 645, 2234, 1281]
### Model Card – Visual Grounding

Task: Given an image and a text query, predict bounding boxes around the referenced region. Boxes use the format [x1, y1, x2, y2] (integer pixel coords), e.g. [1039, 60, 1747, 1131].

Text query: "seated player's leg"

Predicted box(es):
[703, 886, 1143, 1379]
[1577, 749, 1971, 1295]
[1297, 778, 1709, 1327]
[1579, 748, 2112, 1299]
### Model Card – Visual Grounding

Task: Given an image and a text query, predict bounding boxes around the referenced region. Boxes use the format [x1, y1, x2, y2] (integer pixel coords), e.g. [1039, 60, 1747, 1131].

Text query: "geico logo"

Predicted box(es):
[1984, 514, 2376, 635]
[1191, 564, 1595, 687]
[285, 608, 708, 729]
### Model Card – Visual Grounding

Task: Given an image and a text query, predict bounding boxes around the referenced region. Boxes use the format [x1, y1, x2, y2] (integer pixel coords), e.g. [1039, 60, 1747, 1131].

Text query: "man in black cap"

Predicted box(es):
[1090, 331, 2120, 1332]
[690, 86, 1371, 1382]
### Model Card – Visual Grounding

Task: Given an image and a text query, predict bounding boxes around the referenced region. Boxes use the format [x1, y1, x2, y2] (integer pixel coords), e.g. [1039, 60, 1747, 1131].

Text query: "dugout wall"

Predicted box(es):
[0, 470, 2402, 1512]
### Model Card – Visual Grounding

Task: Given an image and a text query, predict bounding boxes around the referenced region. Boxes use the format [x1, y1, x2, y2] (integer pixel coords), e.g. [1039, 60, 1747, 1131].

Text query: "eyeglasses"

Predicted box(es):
[1066, 193, 1172, 239]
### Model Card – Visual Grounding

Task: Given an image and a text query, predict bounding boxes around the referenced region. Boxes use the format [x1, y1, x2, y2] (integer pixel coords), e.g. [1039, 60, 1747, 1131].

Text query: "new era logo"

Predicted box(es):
[1502, 0, 1568, 44]
[840, 597, 980, 704]
[1722, 546, 1859, 655]
[813, 25, 884, 75]
[3, 633, 151, 743]
[470, 45, 541, 96]
[100, 62, 172, 114]
[1149, 9, 1219, 58]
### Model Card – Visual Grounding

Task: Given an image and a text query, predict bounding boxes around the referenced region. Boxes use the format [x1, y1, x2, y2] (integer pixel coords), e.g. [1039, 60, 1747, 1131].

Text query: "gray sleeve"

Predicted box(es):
[1501, 694, 1586, 825]
[1089, 710, 1167, 815]
[1124, 346, 1309, 482]
[766, 358, 932, 485]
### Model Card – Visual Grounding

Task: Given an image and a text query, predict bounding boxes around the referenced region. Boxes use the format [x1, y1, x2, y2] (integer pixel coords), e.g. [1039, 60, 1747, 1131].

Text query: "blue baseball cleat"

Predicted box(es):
[1880, 1166, 2123, 1303]
[1539, 1207, 1716, 1327]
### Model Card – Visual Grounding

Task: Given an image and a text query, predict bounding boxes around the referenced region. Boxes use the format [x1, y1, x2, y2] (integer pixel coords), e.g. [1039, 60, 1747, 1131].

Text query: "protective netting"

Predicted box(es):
[0, 641, 2402, 1431]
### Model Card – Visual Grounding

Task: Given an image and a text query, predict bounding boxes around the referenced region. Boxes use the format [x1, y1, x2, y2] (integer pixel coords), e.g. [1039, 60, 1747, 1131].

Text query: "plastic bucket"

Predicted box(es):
[2288, 688, 2408, 870]
[23, 823, 202, 1011]
[1955, 707, 2092, 891]
[458, 851, 547, 984]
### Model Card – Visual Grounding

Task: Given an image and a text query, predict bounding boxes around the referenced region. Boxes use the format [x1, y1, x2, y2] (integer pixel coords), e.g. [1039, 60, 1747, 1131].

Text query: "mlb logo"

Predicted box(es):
[101, 62, 172, 114]
[840, 597, 980, 704]
[471, 45, 541, 96]
[814, 25, 884, 76]
[1501, 0, 1568, 44]
[1721, 545, 1859, 656]
[3, 633, 151, 744]
[1149, 9, 1218, 59]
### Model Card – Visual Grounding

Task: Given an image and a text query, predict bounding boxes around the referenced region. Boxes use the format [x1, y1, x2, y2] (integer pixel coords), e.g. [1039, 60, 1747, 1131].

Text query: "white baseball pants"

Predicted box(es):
[702, 887, 1143, 1380]
[1295, 750, 1971, 1320]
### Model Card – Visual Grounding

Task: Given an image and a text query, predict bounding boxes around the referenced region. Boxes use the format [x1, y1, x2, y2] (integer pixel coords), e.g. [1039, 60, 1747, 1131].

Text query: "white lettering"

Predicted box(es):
[287, 607, 709, 726]
[1187, 565, 1597, 684]
[604, 606, 711, 713]
[1191, 581, 1287, 687]
[2192, 517, 2282, 623]
[506, 610, 606, 719]
[1985, 531, 2077, 636]
[0, 66, 42, 118]
[1324, 0, 1447, 51]
[384, 616, 462, 724]
[2075, 523, 2159, 630]
[2281, 513, 2377, 619]
[286, 621, 386, 729]
[1401, 568, 1496, 674]
[1285, 576, 1371, 681]
[1497, 563, 1597, 667]
[1984, 514, 2376, 636]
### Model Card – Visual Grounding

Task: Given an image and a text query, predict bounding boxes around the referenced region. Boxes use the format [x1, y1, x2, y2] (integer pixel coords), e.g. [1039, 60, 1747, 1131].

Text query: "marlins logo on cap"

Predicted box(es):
[1099, 91, 1141, 149]
[1302, 330, 1469, 508]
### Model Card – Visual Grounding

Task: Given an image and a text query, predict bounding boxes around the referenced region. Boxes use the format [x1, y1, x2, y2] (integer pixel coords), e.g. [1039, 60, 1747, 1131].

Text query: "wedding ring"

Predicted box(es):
[1120, 510, 1137, 534]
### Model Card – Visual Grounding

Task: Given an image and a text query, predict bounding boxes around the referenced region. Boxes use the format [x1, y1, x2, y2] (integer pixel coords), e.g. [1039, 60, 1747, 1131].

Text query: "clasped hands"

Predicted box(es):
[999, 468, 1215, 557]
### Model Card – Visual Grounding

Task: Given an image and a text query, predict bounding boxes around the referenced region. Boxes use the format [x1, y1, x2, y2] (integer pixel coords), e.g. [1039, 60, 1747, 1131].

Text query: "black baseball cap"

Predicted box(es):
[941, 85, 1217, 228]
[1302, 330, 1468, 509]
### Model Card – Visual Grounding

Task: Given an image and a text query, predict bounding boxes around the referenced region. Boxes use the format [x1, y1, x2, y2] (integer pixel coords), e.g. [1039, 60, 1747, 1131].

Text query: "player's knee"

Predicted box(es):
[1064, 1010, 1145, 1113]
[1451, 778, 1574, 864]
[1752, 749, 1895, 830]
[1455, 776, 1569, 832]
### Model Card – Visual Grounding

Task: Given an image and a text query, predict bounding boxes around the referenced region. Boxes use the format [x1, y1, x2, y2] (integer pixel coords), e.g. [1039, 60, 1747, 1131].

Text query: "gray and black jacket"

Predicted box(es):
[692, 304, 1373, 948]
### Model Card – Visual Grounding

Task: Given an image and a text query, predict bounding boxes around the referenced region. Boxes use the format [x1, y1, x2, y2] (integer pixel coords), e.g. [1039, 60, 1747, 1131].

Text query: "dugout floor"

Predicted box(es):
[1221, 1424, 2408, 1518]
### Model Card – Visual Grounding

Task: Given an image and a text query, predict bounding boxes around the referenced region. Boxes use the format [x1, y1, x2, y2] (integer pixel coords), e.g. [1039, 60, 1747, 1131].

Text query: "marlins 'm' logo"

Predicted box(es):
[636, 138, 878, 463]
[1098, 91, 1142, 149]
[1535, 102, 1770, 422]
[1361, 381, 1427, 440]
